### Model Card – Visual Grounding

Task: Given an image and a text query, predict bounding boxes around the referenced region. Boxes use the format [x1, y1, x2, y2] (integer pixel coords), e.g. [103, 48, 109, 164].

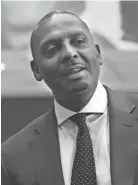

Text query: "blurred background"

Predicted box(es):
[1, 0, 138, 142]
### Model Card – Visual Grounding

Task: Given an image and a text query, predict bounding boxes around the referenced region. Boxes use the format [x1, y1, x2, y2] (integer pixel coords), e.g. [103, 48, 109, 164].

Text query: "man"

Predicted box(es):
[2, 11, 138, 185]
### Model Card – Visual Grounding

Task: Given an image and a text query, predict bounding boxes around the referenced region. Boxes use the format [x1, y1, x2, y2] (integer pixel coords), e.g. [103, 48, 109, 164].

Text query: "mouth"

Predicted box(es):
[62, 64, 86, 76]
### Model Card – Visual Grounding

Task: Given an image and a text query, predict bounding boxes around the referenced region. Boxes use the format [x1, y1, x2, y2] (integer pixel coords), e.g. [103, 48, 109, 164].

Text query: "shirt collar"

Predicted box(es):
[54, 81, 108, 126]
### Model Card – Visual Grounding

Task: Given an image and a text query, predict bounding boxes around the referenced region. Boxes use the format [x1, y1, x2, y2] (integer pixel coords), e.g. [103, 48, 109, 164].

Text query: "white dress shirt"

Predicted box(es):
[54, 81, 111, 185]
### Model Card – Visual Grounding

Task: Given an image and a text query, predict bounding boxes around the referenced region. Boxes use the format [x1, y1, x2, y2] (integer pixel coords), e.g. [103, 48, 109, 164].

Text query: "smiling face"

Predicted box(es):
[31, 13, 101, 98]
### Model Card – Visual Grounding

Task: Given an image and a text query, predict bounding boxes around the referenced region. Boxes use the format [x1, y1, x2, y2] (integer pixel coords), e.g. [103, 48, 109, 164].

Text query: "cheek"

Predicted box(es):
[40, 58, 59, 73]
[80, 48, 99, 68]
[39, 57, 62, 84]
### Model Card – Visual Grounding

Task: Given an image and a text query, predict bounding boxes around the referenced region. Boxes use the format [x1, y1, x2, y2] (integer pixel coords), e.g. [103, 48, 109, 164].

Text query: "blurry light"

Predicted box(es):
[1, 63, 6, 72]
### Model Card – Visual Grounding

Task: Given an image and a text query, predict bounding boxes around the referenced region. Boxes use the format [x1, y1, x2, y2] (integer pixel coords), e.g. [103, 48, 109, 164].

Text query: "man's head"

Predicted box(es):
[30, 10, 102, 106]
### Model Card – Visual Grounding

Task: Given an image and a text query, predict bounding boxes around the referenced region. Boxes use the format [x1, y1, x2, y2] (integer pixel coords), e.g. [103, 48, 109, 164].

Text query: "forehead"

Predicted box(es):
[33, 14, 91, 45]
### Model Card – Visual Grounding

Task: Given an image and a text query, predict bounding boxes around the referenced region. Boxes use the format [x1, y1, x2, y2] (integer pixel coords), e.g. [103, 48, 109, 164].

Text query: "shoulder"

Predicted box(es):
[2, 108, 53, 155]
[1, 108, 55, 185]
[105, 85, 138, 101]
[105, 85, 138, 112]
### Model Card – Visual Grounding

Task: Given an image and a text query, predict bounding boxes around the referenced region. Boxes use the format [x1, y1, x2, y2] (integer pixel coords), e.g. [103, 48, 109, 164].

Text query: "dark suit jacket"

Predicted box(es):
[2, 87, 138, 185]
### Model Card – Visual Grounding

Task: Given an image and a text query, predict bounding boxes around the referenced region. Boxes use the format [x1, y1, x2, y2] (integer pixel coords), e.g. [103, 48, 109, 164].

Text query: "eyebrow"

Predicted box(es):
[40, 30, 87, 47]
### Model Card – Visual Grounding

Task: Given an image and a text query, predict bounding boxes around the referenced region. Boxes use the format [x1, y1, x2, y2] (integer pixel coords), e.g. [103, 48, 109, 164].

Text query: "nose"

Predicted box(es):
[62, 41, 78, 63]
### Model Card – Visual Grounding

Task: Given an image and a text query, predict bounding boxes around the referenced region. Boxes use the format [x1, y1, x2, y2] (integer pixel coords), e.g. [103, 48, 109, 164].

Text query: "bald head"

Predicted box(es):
[30, 10, 93, 59]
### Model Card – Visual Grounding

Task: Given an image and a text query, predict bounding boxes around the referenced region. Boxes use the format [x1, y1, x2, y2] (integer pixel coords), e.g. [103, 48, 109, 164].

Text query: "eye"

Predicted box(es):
[45, 45, 57, 57]
[46, 45, 56, 53]
[74, 37, 86, 46]
[76, 38, 85, 44]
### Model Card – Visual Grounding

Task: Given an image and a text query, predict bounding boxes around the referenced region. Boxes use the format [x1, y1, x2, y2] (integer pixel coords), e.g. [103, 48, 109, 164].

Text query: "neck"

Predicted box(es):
[54, 85, 97, 112]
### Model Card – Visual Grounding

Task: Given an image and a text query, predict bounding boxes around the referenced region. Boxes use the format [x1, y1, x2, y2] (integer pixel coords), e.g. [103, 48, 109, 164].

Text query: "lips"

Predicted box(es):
[62, 64, 85, 76]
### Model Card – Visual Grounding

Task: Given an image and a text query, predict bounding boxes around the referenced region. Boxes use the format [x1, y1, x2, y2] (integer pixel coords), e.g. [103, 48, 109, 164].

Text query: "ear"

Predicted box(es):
[95, 44, 103, 65]
[30, 60, 42, 81]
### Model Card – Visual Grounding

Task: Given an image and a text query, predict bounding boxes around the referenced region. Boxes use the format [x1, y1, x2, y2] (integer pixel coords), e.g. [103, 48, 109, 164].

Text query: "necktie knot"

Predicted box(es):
[69, 113, 91, 129]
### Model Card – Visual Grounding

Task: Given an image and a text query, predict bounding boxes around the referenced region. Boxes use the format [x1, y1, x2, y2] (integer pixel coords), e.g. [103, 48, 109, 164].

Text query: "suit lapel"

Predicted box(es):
[28, 108, 65, 185]
[106, 87, 138, 185]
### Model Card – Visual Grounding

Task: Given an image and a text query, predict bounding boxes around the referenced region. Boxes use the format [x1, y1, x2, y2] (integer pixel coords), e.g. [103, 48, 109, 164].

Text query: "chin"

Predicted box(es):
[70, 79, 98, 95]
[67, 81, 89, 94]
